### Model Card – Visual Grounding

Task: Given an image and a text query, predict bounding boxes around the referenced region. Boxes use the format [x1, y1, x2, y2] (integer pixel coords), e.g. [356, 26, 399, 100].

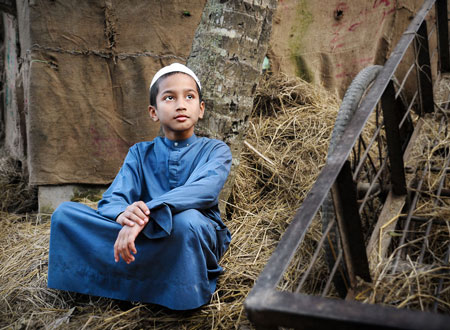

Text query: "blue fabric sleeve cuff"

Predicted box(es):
[142, 203, 172, 239]
[96, 204, 127, 221]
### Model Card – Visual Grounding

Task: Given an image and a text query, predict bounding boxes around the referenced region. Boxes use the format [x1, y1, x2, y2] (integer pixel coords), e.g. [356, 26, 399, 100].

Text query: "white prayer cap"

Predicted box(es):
[149, 63, 201, 90]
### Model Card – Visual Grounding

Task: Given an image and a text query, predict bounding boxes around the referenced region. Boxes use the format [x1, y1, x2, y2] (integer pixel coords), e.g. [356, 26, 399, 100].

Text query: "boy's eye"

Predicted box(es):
[186, 94, 194, 100]
[164, 95, 174, 101]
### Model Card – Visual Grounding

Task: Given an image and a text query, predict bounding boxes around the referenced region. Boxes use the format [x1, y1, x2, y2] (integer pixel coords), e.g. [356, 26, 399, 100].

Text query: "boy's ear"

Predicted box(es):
[199, 101, 205, 119]
[148, 105, 159, 122]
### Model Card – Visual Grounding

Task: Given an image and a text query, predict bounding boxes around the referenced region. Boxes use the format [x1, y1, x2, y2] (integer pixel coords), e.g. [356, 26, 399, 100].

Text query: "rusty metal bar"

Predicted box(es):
[392, 116, 447, 273]
[353, 123, 383, 180]
[418, 146, 450, 264]
[403, 215, 449, 226]
[399, 91, 418, 128]
[321, 249, 344, 297]
[295, 218, 335, 293]
[416, 20, 435, 114]
[381, 81, 408, 195]
[396, 62, 416, 99]
[434, 245, 450, 312]
[436, 0, 450, 72]
[391, 163, 427, 274]
[358, 157, 387, 214]
[394, 93, 414, 149]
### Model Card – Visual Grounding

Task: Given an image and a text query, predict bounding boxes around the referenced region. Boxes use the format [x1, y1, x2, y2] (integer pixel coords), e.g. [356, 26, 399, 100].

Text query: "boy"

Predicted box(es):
[47, 63, 232, 310]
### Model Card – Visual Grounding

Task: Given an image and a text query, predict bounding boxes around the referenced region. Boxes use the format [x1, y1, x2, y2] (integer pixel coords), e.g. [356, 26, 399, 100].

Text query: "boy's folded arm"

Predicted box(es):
[98, 142, 231, 238]
[143, 143, 232, 239]
[147, 143, 231, 211]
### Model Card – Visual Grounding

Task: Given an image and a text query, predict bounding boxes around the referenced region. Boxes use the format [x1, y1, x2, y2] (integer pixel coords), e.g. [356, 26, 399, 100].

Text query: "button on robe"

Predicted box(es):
[47, 135, 232, 310]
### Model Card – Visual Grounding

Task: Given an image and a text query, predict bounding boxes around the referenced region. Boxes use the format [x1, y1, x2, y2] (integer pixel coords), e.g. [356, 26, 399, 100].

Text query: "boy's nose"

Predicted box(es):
[176, 99, 187, 110]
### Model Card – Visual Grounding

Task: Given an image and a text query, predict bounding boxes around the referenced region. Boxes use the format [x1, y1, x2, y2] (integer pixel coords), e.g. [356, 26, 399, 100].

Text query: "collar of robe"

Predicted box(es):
[163, 134, 197, 148]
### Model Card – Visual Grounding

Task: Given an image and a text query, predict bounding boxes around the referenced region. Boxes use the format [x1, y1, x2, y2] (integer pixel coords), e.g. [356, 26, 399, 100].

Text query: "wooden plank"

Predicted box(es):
[366, 118, 425, 271]
[366, 191, 406, 270]
[403, 118, 425, 160]
[332, 161, 371, 286]
[245, 289, 450, 330]
[381, 81, 408, 195]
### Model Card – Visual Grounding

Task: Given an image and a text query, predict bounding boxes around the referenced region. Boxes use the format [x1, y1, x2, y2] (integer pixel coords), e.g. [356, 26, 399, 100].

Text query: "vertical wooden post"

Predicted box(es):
[381, 81, 408, 195]
[415, 20, 434, 114]
[436, 0, 450, 72]
[332, 161, 371, 287]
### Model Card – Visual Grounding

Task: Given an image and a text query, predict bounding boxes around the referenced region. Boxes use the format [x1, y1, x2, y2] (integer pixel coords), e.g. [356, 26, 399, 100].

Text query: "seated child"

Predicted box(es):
[47, 63, 232, 310]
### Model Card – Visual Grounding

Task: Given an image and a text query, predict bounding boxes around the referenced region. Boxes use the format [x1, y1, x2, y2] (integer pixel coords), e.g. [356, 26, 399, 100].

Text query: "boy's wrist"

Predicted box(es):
[115, 212, 124, 224]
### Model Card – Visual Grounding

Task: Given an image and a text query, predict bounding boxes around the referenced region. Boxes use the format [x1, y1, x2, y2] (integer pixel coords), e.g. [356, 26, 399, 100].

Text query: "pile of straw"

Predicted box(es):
[0, 150, 37, 213]
[357, 75, 450, 313]
[0, 74, 340, 329]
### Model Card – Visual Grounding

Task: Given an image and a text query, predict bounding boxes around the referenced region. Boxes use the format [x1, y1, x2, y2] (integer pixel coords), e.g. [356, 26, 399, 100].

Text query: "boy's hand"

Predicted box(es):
[114, 223, 143, 264]
[116, 201, 150, 227]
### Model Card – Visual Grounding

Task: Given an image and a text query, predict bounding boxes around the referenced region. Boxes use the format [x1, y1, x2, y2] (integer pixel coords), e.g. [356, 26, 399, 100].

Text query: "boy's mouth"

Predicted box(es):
[175, 114, 189, 121]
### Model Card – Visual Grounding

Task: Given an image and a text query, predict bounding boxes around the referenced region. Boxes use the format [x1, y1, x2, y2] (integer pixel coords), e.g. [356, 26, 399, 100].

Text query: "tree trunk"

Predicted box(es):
[187, 0, 277, 209]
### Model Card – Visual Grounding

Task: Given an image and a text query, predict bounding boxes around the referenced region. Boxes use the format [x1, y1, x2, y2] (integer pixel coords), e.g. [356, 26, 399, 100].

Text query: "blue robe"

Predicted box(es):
[47, 135, 232, 310]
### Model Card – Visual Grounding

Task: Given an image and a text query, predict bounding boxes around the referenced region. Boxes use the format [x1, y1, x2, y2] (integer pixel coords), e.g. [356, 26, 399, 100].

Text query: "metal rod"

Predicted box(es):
[398, 98, 413, 129]
[391, 163, 427, 274]
[322, 249, 344, 297]
[295, 218, 335, 293]
[358, 157, 387, 214]
[389, 115, 446, 273]
[396, 63, 416, 99]
[418, 119, 450, 264]
[403, 215, 449, 226]
[353, 125, 383, 180]
[399, 91, 418, 128]
[433, 244, 450, 312]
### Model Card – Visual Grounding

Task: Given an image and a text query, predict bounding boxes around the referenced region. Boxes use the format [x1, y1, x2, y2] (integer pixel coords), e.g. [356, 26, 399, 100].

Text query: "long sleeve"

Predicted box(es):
[143, 141, 231, 238]
[96, 137, 232, 239]
[97, 146, 143, 220]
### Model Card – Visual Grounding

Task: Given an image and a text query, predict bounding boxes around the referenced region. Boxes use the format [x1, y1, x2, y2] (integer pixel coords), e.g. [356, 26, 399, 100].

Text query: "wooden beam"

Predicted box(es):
[366, 118, 425, 271]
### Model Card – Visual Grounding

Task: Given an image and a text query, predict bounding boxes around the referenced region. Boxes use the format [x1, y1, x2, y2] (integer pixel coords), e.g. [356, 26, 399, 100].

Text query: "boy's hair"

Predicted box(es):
[149, 72, 203, 107]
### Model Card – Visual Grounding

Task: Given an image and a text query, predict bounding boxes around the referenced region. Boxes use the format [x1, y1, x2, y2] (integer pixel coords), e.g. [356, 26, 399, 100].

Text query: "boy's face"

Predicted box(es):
[148, 73, 205, 141]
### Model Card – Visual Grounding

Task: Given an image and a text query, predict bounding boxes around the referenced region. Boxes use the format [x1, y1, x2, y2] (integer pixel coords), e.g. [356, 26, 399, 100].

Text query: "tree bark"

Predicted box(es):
[187, 0, 277, 208]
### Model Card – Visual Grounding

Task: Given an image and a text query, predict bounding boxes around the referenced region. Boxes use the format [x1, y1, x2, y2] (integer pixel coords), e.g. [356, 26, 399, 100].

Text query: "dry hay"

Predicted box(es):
[2, 72, 449, 329]
[228, 74, 339, 296]
[0, 149, 37, 213]
[356, 91, 450, 312]
[0, 73, 340, 329]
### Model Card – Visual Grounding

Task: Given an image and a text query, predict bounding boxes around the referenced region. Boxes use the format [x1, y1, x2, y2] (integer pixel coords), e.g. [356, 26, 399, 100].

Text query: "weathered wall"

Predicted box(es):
[2, 0, 439, 189]
[11, 0, 206, 185]
[269, 0, 430, 97]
